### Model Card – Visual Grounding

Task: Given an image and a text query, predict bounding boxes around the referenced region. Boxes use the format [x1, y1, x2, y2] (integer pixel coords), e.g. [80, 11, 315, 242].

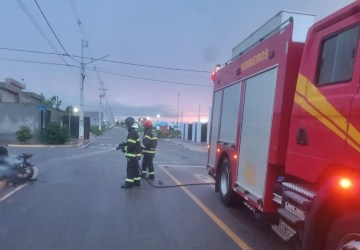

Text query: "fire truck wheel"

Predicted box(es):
[219, 158, 235, 206]
[325, 212, 360, 250]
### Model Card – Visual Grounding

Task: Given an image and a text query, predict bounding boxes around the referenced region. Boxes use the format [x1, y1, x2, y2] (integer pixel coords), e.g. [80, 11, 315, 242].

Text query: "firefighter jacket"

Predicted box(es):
[141, 128, 158, 154]
[125, 127, 141, 159]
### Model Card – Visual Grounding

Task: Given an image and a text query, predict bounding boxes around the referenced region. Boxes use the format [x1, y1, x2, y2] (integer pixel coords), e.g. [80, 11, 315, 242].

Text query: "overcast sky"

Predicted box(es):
[0, 0, 355, 123]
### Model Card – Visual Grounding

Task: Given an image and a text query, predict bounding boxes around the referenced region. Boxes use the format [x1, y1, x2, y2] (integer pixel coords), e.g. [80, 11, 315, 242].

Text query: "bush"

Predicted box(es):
[39, 122, 69, 144]
[15, 125, 33, 143]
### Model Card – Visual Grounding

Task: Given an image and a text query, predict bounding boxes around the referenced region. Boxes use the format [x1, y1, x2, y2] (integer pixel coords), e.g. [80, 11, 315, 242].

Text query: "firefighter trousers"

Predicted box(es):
[142, 153, 155, 179]
[125, 157, 141, 186]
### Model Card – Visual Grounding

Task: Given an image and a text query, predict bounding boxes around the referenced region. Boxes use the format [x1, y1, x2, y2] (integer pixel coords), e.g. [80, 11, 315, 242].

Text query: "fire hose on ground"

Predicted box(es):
[138, 165, 215, 189]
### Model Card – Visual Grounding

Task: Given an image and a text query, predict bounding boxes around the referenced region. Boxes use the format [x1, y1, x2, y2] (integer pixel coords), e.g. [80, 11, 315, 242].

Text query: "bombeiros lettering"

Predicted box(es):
[240, 49, 269, 72]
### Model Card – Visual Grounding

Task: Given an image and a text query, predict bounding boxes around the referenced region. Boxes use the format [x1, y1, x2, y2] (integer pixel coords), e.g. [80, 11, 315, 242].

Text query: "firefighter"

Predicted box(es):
[118, 117, 142, 188]
[141, 120, 158, 180]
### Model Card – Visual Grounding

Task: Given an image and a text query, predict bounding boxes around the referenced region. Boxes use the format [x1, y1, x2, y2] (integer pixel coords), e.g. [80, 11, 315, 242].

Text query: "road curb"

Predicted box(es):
[5, 138, 93, 148]
[6, 144, 81, 148]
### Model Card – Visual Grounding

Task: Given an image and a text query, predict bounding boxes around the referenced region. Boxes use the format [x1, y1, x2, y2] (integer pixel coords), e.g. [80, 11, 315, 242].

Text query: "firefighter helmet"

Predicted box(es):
[143, 120, 152, 128]
[124, 117, 135, 129]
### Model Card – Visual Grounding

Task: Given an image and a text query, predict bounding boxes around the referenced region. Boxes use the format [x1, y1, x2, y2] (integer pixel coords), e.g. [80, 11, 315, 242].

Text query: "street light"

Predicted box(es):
[68, 106, 78, 138]
[156, 114, 160, 129]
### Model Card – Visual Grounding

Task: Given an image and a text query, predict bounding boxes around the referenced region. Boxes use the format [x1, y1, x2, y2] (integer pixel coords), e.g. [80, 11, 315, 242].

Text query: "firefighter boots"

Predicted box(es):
[121, 182, 133, 188]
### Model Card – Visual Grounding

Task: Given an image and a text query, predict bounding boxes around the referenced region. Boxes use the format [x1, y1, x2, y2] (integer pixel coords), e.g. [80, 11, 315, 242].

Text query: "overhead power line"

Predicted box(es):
[101, 59, 210, 73]
[0, 57, 213, 88]
[34, 0, 68, 55]
[91, 69, 212, 88]
[33, 0, 79, 64]
[85, 69, 213, 88]
[0, 57, 76, 67]
[0, 47, 210, 73]
[15, 0, 78, 72]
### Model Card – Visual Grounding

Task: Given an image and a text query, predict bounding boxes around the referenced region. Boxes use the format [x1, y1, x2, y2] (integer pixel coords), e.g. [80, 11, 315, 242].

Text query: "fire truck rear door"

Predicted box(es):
[236, 67, 278, 200]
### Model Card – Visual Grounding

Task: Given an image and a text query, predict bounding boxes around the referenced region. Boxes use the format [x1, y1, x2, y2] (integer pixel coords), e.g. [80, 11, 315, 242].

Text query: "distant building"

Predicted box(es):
[0, 78, 60, 144]
[0, 78, 42, 104]
[154, 121, 168, 127]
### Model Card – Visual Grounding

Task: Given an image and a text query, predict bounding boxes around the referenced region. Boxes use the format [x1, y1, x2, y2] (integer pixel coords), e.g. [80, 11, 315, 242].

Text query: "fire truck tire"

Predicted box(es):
[219, 158, 235, 206]
[325, 212, 360, 250]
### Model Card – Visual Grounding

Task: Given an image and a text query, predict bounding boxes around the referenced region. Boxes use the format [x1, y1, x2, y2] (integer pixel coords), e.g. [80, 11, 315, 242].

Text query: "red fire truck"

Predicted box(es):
[207, 1, 360, 249]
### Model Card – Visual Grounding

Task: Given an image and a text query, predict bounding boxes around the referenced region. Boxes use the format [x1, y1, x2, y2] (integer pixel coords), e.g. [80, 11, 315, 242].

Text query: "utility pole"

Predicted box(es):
[78, 38, 109, 140]
[79, 39, 109, 141]
[181, 108, 183, 123]
[176, 93, 179, 129]
[198, 103, 201, 122]
[79, 39, 88, 141]
[105, 100, 108, 128]
[98, 81, 107, 131]
[99, 90, 102, 131]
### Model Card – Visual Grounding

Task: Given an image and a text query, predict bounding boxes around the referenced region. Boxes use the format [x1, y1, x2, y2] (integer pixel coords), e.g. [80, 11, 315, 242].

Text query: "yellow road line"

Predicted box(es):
[161, 166, 252, 250]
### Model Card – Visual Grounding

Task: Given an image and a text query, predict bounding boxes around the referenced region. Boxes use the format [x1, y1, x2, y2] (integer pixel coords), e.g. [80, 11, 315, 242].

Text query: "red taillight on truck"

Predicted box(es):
[339, 178, 353, 189]
[211, 71, 216, 81]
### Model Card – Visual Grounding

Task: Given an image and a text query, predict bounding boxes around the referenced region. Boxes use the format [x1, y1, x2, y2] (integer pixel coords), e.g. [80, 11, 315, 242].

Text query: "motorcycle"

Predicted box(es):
[14, 153, 35, 181]
[0, 146, 35, 185]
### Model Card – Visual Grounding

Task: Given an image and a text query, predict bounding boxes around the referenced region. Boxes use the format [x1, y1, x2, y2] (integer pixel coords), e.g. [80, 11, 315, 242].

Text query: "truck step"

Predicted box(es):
[283, 182, 316, 199]
[272, 193, 282, 205]
[278, 208, 304, 224]
[284, 191, 311, 206]
[271, 223, 296, 242]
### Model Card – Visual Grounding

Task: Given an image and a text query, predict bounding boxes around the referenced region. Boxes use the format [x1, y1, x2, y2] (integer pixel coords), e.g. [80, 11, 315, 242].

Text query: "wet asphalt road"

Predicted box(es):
[0, 127, 291, 250]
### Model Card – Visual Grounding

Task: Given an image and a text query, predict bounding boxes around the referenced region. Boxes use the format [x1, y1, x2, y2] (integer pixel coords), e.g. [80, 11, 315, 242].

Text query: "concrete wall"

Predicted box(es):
[184, 123, 189, 140]
[179, 122, 208, 143]
[192, 123, 196, 142]
[194, 122, 202, 142]
[0, 103, 64, 144]
[179, 123, 185, 139]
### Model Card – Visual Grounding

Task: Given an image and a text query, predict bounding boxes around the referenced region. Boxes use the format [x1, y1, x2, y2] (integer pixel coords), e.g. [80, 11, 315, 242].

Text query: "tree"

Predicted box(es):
[40, 94, 62, 110]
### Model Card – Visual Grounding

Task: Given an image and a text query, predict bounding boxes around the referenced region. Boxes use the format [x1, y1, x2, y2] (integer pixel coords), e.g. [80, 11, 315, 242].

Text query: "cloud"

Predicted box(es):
[91, 102, 176, 120]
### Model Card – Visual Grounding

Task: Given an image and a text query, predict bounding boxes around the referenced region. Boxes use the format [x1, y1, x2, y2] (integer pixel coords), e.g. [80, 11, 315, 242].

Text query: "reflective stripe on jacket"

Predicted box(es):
[125, 128, 141, 158]
[141, 128, 158, 154]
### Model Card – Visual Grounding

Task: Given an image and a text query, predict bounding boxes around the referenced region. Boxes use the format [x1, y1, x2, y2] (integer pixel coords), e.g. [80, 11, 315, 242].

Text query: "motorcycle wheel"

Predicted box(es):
[15, 164, 34, 181]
